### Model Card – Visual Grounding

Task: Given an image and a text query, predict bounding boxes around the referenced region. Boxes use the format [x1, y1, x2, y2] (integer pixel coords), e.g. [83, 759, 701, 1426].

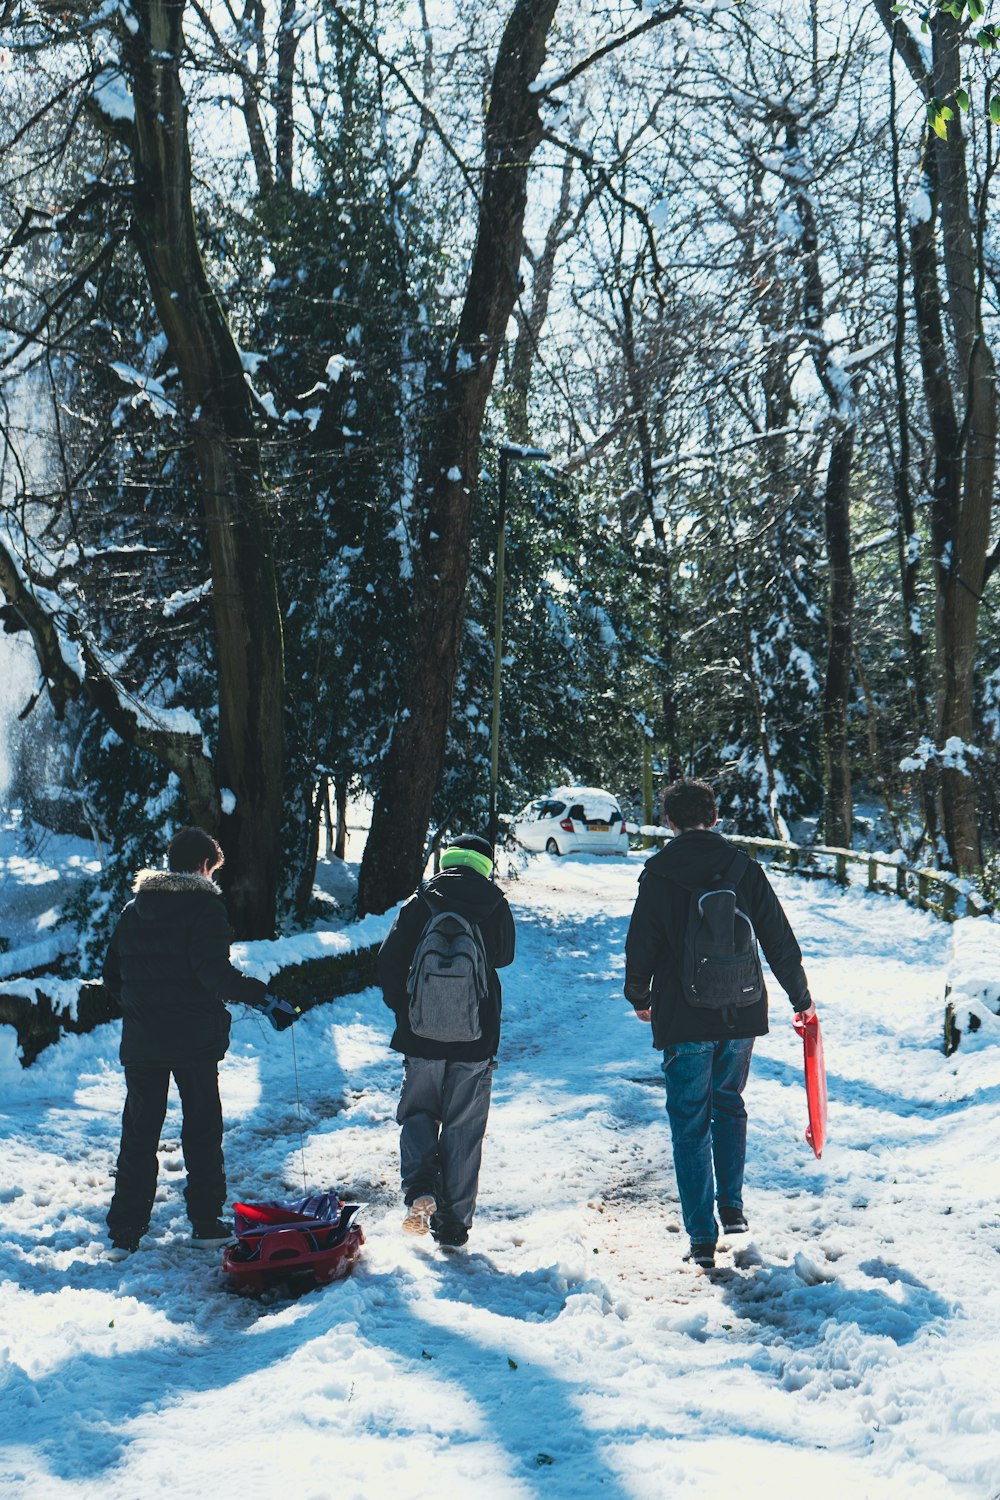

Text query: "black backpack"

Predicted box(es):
[405, 908, 488, 1043]
[682, 850, 764, 1018]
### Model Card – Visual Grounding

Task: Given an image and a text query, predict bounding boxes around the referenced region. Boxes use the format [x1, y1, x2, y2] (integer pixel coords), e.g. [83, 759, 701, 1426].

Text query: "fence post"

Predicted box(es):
[918, 872, 930, 910]
[868, 857, 878, 892]
[941, 884, 957, 921]
[897, 866, 907, 901]
[835, 853, 848, 886]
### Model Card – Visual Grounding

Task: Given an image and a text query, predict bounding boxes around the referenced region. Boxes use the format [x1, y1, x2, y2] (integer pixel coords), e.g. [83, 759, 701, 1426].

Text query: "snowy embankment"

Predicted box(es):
[1, 855, 998, 1499]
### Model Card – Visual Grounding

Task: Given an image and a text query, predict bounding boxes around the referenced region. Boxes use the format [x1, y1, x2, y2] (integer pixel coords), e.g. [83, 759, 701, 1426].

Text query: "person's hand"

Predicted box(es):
[634, 1007, 652, 1023]
[794, 1001, 817, 1023]
[263, 993, 301, 1032]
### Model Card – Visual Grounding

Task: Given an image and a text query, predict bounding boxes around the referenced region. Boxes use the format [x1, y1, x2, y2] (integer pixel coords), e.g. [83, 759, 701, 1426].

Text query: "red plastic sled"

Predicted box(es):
[792, 1012, 828, 1158]
[222, 1192, 364, 1295]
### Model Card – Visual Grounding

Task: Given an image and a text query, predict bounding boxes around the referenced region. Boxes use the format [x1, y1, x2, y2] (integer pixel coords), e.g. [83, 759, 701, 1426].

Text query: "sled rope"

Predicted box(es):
[290, 1024, 308, 1193]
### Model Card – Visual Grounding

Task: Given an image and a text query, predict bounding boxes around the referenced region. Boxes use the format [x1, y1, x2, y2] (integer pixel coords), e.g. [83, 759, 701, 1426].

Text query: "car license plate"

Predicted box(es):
[589, 822, 610, 831]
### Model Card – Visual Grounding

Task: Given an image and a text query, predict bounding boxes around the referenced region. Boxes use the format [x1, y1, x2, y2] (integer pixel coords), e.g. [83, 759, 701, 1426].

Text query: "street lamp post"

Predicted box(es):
[488, 443, 549, 860]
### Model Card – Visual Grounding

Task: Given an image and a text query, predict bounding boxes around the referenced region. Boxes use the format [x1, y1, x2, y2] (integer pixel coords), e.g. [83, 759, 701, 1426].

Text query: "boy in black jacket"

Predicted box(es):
[103, 827, 298, 1259]
[378, 834, 515, 1248]
[624, 780, 816, 1268]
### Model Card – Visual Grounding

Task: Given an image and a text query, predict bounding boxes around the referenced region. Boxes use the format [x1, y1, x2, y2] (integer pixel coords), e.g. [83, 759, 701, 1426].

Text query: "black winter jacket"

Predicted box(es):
[377, 866, 516, 1062]
[103, 871, 268, 1065]
[624, 830, 811, 1049]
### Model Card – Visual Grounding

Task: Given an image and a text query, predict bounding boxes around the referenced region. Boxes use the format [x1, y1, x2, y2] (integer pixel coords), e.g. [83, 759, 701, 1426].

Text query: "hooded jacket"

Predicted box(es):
[102, 871, 268, 1065]
[377, 866, 516, 1062]
[624, 829, 811, 1049]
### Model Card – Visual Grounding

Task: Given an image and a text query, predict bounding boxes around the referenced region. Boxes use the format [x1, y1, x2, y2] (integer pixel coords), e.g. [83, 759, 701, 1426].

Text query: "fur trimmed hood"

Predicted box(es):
[132, 870, 221, 897]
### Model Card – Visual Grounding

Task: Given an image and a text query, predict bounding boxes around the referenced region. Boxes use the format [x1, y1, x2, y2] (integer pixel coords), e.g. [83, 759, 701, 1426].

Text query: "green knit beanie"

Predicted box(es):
[440, 845, 493, 879]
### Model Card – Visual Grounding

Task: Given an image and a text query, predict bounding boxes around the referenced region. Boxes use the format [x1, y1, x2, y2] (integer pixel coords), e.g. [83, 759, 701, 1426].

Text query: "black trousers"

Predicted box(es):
[107, 1060, 225, 1237]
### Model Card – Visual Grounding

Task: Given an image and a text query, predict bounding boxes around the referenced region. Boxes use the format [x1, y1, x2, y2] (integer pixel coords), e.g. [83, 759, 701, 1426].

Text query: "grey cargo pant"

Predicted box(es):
[397, 1056, 494, 1232]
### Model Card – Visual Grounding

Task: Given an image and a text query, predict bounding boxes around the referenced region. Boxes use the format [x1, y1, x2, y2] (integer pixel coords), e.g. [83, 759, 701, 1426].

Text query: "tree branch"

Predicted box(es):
[534, 3, 685, 97]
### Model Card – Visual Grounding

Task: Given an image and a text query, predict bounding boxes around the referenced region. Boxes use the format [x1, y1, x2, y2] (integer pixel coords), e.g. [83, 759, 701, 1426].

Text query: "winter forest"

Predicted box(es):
[5, 6, 1000, 1498]
[3, 0, 1000, 945]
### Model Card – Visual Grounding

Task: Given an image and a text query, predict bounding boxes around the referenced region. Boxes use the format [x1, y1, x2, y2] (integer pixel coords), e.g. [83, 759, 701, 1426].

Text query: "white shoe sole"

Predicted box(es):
[402, 1196, 436, 1236]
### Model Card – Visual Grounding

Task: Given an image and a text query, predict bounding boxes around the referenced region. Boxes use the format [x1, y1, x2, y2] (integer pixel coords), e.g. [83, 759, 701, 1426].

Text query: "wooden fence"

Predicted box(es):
[635, 829, 990, 924]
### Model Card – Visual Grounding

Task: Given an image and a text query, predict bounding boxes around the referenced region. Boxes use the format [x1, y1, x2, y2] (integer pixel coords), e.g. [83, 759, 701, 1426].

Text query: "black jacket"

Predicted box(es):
[624, 830, 811, 1049]
[103, 871, 267, 1065]
[377, 866, 516, 1061]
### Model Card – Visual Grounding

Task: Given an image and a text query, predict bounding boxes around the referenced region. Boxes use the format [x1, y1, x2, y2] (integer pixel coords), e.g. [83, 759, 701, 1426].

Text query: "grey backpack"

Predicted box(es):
[406, 909, 488, 1043]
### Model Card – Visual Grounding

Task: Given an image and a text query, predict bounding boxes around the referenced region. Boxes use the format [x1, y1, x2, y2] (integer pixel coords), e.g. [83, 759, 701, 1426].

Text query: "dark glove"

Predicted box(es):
[263, 993, 301, 1032]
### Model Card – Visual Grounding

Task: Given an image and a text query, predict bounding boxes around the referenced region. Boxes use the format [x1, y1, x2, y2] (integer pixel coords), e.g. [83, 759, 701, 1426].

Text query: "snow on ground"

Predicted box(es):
[2, 852, 999, 1499]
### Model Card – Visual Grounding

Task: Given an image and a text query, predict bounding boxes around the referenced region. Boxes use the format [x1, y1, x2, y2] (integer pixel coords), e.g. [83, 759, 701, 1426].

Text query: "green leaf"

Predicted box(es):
[955, 88, 970, 112]
[932, 113, 949, 139]
[940, 106, 955, 120]
[507, 1356, 518, 1370]
[970, 0, 985, 22]
[978, 27, 996, 47]
[990, 95, 1000, 124]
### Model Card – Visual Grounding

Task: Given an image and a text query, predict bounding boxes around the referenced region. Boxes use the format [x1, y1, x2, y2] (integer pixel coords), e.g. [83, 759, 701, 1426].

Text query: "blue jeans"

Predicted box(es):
[661, 1038, 754, 1245]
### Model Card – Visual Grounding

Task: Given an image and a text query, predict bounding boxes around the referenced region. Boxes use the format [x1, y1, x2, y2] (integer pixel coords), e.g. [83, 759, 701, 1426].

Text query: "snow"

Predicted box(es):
[549, 784, 622, 820]
[900, 737, 981, 776]
[109, 362, 173, 420]
[909, 188, 932, 226]
[230, 908, 399, 985]
[161, 582, 210, 618]
[945, 917, 1000, 1045]
[91, 69, 134, 124]
[1, 855, 999, 1496]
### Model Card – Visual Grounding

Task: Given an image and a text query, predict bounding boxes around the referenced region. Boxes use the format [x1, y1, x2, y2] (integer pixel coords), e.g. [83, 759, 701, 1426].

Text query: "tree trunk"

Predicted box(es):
[620, 279, 676, 771]
[888, 36, 937, 850]
[292, 779, 324, 917]
[931, 17, 994, 872]
[877, 4, 996, 875]
[821, 422, 855, 848]
[334, 779, 349, 862]
[788, 114, 856, 852]
[122, 2, 285, 934]
[358, 0, 560, 915]
[275, 0, 299, 185]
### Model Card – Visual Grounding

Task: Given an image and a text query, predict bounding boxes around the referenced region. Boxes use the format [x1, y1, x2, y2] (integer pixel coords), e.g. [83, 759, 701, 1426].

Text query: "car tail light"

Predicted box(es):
[559, 818, 575, 832]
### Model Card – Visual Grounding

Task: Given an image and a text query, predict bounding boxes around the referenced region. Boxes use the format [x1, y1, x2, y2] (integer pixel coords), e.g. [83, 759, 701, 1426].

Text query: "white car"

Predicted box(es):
[511, 786, 630, 856]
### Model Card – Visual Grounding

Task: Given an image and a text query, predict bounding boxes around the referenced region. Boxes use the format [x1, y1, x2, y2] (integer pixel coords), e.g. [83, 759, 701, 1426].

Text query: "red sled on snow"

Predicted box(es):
[222, 1191, 364, 1295]
[793, 1012, 828, 1158]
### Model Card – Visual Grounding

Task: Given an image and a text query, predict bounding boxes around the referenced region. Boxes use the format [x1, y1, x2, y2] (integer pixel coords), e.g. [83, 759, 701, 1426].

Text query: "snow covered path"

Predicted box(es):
[1, 855, 999, 1499]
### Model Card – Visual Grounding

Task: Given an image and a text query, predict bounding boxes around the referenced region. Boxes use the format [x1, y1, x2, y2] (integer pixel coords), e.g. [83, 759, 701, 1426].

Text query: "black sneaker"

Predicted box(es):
[431, 1215, 469, 1249]
[106, 1234, 141, 1262]
[685, 1241, 716, 1269]
[190, 1219, 234, 1248]
[720, 1207, 749, 1235]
